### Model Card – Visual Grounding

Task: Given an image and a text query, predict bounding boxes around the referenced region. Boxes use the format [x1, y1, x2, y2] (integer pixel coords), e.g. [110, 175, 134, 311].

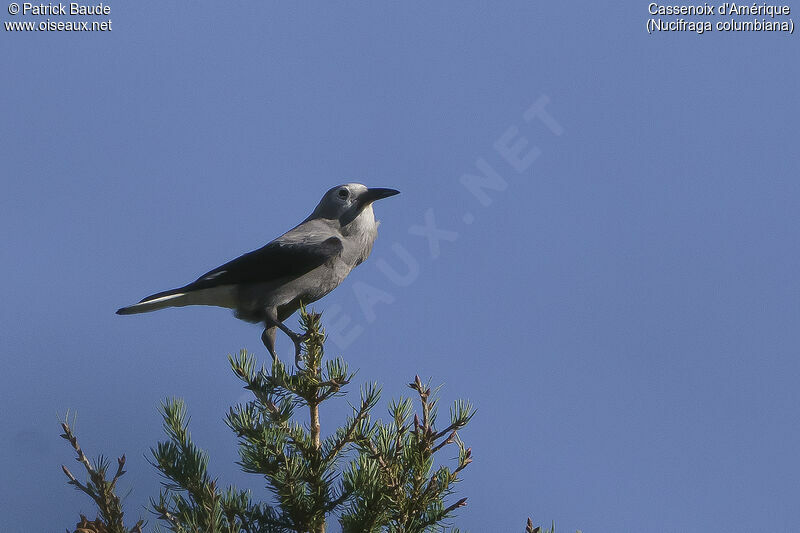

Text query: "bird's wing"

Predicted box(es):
[131, 220, 344, 305]
[181, 233, 344, 293]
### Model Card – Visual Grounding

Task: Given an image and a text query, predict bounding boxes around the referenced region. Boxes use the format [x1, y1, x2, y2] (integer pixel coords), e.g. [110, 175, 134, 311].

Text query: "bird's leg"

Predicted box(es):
[261, 326, 278, 363]
[275, 321, 310, 368]
[263, 312, 309, 367]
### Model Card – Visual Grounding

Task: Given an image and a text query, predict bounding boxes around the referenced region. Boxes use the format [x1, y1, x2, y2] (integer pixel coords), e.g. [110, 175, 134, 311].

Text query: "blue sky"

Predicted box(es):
[2, 3, 799, 532]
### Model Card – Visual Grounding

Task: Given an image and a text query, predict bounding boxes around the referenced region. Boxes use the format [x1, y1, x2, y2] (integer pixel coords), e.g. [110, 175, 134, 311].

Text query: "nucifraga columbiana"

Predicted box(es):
[117, 183, 399, 362]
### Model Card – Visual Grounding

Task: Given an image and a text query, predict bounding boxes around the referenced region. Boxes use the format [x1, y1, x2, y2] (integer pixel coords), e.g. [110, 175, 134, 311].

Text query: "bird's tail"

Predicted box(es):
[116, 289, 189, 315]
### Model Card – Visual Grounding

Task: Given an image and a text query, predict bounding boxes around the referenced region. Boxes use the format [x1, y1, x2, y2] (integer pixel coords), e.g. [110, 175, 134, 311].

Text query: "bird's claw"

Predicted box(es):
[288, 332, 311, 368]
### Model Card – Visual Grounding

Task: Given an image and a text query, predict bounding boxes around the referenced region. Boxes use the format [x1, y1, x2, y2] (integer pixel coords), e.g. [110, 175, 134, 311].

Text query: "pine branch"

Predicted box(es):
[149, 399, 285, 533]
[341, 375, 475, 533]
[59, 416, 144, 533]
[322, 382, 380, 468]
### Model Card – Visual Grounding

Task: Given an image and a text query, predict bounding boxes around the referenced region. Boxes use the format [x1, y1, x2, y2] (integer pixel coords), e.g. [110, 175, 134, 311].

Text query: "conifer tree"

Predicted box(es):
[62, 309, 513, 532]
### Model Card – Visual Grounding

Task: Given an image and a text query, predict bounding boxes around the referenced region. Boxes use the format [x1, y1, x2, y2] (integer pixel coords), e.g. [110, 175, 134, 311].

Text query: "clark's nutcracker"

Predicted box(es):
[117, 183, 399, 362]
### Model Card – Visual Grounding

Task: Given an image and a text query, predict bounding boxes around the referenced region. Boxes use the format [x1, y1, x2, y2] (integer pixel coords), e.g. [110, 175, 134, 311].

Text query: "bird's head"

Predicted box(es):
[312, 183, 400, 226]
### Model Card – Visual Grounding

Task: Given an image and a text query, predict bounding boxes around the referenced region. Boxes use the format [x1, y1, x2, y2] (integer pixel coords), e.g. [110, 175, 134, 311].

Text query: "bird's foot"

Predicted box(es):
[286, 331, 311, 368]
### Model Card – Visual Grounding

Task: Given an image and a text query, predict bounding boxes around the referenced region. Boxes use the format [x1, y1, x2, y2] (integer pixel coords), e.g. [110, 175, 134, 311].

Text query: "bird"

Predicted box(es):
[116, 183, 399, 363]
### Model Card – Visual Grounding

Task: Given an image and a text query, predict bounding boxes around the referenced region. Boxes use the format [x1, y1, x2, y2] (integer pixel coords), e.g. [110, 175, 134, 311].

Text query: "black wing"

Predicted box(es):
[137, 236, 343, 303]
[187, 236, 343, 291]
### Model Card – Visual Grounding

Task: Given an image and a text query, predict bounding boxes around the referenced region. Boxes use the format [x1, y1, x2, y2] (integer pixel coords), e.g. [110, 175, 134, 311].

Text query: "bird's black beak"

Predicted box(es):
[361, 187, 400, 205]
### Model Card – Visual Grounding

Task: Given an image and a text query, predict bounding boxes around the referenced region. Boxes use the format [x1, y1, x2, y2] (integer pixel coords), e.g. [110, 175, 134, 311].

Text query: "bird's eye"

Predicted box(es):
[337, 189, 349, 199]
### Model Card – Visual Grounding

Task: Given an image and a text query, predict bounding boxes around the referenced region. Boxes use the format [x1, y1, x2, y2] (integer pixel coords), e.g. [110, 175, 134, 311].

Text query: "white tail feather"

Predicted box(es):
[117, 286, 237, 315]
[117, 292, 189, 315]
